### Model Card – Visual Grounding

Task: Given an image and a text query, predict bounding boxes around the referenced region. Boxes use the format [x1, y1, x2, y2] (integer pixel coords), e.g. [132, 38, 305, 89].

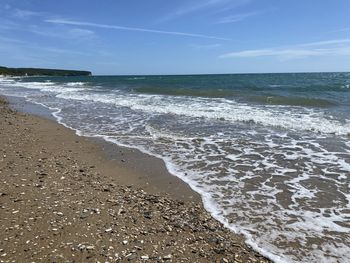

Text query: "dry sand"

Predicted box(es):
[0, 96, 271, 263]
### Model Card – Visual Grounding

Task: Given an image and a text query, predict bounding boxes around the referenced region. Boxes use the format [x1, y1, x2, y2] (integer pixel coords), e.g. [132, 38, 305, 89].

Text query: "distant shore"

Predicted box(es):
[0, 96, 270, 262]
[0, 66, 91, 77]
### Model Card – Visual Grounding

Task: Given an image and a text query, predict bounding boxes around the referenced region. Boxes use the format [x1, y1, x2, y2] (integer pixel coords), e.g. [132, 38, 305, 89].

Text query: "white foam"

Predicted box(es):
[55, 92, 350, 136]
[2, 77, 350, 136]
[66, 82, 86, 86]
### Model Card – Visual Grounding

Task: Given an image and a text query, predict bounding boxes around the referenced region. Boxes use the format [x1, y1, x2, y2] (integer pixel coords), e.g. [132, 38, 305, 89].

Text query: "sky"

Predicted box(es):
[0, 0, 350, 75]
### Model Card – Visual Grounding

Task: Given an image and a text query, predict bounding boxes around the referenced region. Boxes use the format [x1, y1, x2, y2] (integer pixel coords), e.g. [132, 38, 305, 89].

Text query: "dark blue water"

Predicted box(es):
[1, 72, 349, 263]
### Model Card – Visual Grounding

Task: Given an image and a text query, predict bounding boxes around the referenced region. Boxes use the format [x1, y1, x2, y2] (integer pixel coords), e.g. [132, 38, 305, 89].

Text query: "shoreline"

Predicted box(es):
[0, 96, 271, 262]
[6, 95, 201, 203]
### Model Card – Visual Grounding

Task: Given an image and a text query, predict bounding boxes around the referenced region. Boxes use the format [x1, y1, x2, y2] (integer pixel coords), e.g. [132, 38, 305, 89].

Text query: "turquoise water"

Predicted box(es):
[21, 72, 350, 106]
[1, 72, 350, 263]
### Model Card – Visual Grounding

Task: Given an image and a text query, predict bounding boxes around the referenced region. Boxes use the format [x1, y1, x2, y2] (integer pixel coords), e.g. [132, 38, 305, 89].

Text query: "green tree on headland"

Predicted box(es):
[0, 66, 91, 76]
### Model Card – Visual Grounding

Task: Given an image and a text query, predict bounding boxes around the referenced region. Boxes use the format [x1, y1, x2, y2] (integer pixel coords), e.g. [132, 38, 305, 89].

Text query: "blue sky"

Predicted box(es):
[1, 0, 350, 75]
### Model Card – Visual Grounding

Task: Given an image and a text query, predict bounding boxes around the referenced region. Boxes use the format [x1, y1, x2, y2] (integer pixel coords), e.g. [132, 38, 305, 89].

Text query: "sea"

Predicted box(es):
[0, 72, 349, 263]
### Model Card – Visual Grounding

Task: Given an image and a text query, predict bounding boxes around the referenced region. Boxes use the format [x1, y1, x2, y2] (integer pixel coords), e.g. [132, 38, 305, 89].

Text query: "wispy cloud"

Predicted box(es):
[28, 26, 95, 40]
[216, 8, 272, 24]
[46, 18, 230, 40]
[298, 38, 350, 47]
[0, 36, 26, 44]
[0, 35, 90, 68]
[41, 47, 89, 56]
[13, 8, 43, 18]
[0, 18, 19, 30]
[156, 0, 252, 23]
[159, 0, 229, 22]
[216, 11, 260, 24]
[68, 28, 95, 38]
[190, 43, 222, 49]
[220, 49, 328, 58]
[331, 27, 350, 33]
[220, 38, 350, 59]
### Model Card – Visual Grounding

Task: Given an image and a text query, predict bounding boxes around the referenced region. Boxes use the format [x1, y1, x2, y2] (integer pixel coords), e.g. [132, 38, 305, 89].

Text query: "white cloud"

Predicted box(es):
[157, 0, 251, 23]
[46, 19, 230, 40]
[221, 48, 327, 58]
[190, 43, 222, 49]
[298, 39, 350, 47]
[26, 25, 95, 40]
[216, 8, 274, 24]
[0, 36, 89, 61]
[220, 39, 350, 59]
[332, 27, 350, 33]
[12, 8, 43, 19]
[0, 36, 26, 44]
[0, 18, 19, 30]
[42, 47, 89, 56]
[161, 0, 230, 20]
[216, 11, 261, 24]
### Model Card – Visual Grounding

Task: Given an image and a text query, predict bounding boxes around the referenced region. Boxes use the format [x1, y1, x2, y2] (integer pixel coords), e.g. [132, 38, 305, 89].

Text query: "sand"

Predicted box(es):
[0, 96, 270, 263]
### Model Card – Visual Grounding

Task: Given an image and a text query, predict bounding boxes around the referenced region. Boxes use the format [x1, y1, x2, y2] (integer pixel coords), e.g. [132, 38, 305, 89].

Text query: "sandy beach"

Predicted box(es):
[0, 96, 270, 262]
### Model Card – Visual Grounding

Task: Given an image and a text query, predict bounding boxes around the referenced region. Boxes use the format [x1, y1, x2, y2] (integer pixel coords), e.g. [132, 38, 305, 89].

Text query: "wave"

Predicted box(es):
[57, 92, 350, 136]
[66, 82, 86, 87]
[1, 76, 349, 136]
[134, 86, 237, 98]
[248, 95, 337, 107]
[135, 86, 341, 107]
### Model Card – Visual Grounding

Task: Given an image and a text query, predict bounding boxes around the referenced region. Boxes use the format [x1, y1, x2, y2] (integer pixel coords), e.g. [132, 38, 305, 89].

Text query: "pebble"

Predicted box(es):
[86, 245, 95, 250]
[163, 254, 172, 260]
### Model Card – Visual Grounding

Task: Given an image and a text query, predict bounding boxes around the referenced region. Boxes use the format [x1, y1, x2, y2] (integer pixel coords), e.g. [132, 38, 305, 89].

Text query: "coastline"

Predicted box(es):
[6, 95, 201, 203]
[0, 96, 271, 262]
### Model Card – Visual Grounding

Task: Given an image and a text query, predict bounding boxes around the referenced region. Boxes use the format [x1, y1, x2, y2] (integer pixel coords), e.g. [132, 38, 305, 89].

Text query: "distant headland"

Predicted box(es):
[0, 66, 92, 77]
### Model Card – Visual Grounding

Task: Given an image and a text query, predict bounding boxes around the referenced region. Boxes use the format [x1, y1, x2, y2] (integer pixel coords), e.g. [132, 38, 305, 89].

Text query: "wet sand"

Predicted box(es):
[0, 96, 270, 262]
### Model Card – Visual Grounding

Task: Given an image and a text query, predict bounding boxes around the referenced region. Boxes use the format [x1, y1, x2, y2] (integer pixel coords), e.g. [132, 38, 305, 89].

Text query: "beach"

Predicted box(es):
[0, 96, 270, 262]
[1, 73, 349, 262]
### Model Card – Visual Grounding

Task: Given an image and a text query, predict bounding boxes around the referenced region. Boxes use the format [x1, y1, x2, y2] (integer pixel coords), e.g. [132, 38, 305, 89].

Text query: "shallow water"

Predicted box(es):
[1, 73, 349, 262]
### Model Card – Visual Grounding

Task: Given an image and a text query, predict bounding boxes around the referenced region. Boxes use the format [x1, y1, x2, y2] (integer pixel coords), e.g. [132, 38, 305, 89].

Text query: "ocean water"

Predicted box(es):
[0, 73, 349, 262]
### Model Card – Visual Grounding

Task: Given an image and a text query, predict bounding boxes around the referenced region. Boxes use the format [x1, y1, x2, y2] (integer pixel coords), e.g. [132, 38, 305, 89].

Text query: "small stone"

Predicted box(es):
[105, 228, 113, 233]
[80, 213, 88, 219]
[144, 212, 152, 219]
[163, 254, 172, 260]
[127, 254, 137, 261]
[86, 245, 95, 250]
[122, 240, 128, 245]
[78, 244, 86, 251]
[141, 255, 149, 260]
